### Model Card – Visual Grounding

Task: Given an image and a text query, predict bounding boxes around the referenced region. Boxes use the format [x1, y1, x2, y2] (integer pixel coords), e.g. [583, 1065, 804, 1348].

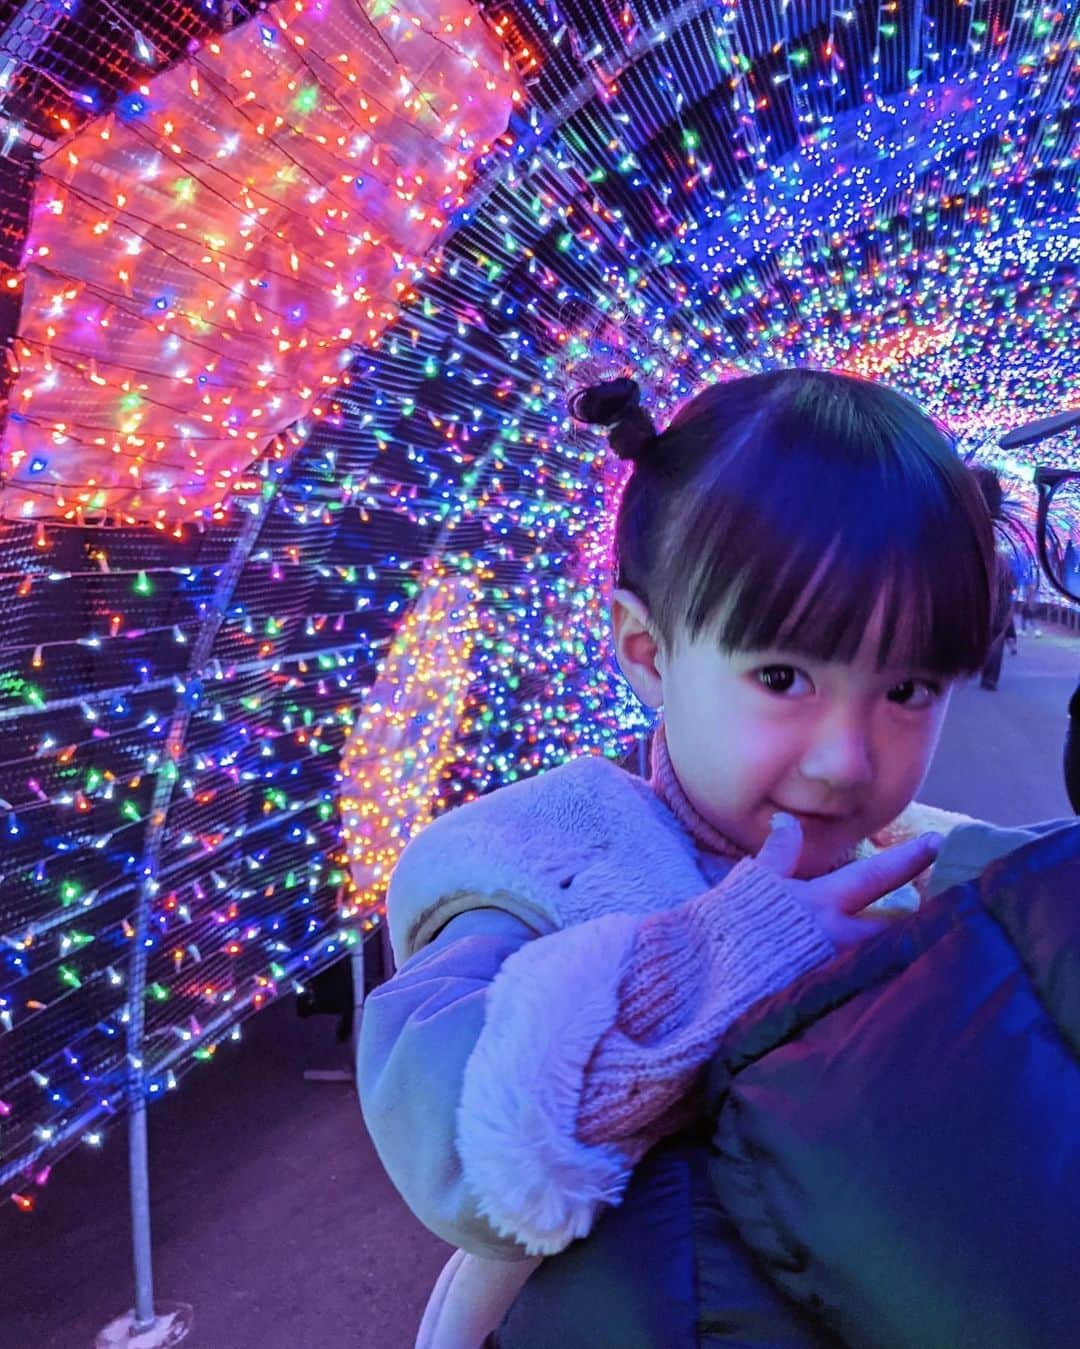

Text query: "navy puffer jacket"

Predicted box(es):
[494, 824, 1080, 1349]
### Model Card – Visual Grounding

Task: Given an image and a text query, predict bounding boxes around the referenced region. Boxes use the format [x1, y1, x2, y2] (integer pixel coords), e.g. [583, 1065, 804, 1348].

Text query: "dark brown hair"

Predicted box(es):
[571, 368, 997, 675]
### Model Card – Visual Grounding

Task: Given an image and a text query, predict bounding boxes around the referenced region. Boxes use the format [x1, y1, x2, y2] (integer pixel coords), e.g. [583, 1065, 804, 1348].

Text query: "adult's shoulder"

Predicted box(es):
[922, 812, 1079, 901]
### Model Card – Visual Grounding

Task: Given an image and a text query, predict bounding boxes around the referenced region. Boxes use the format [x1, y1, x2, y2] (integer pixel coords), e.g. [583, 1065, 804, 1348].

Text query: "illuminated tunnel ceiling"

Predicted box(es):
[0, 0, 1077, 1200]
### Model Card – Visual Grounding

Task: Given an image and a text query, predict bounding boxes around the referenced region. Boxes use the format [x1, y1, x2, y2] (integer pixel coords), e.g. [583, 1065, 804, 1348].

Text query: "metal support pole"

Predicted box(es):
[128, 1062, 155, 1330]
[98, 490, 277, 1347]
[347, 923, 395, 1073]
[349, 930, 367, 1072]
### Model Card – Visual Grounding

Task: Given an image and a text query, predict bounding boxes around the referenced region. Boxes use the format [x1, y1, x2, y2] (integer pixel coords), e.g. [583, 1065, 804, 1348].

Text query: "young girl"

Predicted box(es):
[357, 368, 995, 1347]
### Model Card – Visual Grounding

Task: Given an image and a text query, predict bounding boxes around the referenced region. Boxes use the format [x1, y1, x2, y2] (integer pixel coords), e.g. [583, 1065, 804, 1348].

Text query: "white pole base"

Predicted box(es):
[95, 1302, 193, 1348]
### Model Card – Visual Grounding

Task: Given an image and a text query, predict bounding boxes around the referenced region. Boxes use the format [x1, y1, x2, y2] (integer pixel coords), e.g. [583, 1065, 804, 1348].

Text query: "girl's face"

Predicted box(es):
[612, 589, 957, 879]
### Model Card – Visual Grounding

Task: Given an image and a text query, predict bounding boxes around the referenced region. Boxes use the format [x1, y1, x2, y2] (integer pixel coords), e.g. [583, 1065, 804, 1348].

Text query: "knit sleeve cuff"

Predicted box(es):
[578, 859, 835, 1145]
[619, 857, 835, 1041]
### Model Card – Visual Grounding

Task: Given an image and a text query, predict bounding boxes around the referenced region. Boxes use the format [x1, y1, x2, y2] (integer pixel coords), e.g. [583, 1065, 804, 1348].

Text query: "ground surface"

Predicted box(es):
[2, 625, 1077, 1348]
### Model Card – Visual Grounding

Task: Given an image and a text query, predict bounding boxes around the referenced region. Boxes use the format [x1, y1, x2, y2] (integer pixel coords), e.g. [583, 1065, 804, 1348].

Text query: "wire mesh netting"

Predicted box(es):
[2, 0, 1079, 1209]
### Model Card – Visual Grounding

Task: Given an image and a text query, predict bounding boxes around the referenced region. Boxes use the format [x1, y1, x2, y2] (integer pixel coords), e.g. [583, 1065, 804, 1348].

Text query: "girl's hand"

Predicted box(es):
[755, 812, 942, 950]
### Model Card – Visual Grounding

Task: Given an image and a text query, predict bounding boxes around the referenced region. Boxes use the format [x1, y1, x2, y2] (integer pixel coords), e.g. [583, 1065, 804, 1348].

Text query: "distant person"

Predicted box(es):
[970, 468, 1017, 691]
[1064, 539, 1080, 599]
[1019, 570, 1043, 635]
[978, 555, 1015, 690]
[357, 370, 997, 1347]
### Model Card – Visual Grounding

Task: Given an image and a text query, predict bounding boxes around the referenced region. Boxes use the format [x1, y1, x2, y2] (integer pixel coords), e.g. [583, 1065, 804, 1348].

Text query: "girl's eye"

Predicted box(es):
[887, 679, 941, 709]
[756, 666, 814, 697]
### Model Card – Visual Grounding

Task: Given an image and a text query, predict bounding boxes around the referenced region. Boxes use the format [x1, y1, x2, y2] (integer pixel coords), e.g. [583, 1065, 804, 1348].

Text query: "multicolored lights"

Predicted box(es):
[1, 0, 519, 523]
[2, 0, 1079, 1214]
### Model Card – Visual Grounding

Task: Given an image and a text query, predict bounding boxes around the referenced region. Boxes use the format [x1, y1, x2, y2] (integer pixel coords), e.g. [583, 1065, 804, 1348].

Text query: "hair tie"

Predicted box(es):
[569, 377, 661, 466]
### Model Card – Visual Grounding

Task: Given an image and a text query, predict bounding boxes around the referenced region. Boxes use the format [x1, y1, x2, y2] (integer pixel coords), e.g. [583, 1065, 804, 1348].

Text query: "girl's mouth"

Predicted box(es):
[769, 801, 849, 826]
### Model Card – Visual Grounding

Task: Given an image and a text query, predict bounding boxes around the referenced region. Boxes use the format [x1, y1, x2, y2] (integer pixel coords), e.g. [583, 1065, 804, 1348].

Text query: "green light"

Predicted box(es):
[294, 85, 319, 115]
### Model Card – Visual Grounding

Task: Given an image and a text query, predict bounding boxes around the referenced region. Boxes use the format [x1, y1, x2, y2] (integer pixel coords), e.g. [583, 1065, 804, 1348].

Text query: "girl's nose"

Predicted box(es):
[799, 717, 874, 791]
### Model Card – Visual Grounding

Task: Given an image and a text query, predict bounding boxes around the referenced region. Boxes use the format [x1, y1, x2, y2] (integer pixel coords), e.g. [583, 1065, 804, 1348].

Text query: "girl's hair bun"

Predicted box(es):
[568, 377, 660, 465]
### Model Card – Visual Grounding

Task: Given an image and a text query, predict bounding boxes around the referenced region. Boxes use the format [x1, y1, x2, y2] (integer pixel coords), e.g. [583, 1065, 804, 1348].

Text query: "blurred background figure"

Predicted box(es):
[974, 467, 1023, 691]
[1018, 563, 1044, 638]
[1063, 540, 1079, 596]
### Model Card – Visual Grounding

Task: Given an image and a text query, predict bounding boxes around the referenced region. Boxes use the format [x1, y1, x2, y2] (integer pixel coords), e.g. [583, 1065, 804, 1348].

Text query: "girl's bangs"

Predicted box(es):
[682, 452, 991, 677]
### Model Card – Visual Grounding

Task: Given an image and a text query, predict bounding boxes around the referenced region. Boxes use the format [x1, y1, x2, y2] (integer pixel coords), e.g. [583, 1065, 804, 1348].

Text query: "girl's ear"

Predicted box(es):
[611, 588, 665, 709]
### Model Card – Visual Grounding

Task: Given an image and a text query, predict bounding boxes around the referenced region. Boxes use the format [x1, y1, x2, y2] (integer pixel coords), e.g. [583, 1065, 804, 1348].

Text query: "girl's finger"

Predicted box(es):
[755, 812, 803, 878]
[828, 833, 943, 915]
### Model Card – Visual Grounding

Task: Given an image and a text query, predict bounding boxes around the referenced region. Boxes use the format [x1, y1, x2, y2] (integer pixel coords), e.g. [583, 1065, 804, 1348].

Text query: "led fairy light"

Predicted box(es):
[2, 0, 1079, 1228]
[339, 566, 480, 917]
[1, 0, 521, 525]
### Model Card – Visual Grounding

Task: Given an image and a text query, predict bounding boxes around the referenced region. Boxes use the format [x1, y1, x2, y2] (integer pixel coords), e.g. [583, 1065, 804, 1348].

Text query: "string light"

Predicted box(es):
[0, 0, 520, 525]
[3, 0, 1079, 1216]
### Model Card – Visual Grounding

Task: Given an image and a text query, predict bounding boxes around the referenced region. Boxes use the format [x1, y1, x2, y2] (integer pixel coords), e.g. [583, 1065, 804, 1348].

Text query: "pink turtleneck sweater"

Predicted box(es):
[574, 718, 838, 1153]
